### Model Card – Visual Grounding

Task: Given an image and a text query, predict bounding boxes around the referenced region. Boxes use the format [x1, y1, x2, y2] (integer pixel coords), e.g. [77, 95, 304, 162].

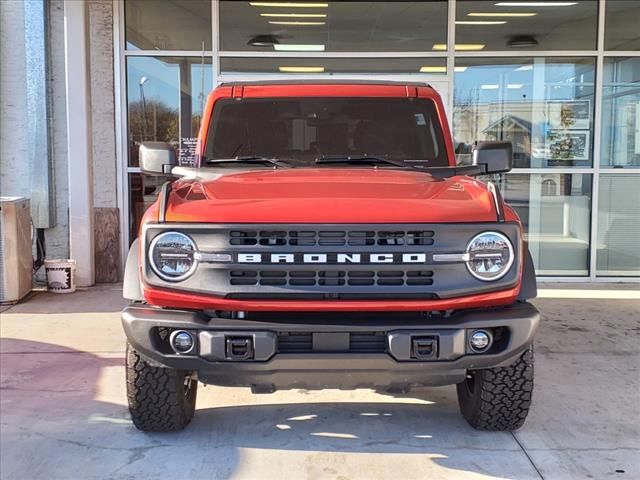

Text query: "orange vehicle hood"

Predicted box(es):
[164, 168, 500, 224]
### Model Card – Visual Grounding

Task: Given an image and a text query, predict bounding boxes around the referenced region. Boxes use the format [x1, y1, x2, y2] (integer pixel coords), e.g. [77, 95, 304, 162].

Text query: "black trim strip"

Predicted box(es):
[487, 182, 505, 223]
[158, 181, 172, 223]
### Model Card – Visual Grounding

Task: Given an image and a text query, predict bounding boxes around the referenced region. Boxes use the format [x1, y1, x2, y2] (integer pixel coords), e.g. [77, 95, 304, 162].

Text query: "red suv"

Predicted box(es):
[122, 81, 539, 432]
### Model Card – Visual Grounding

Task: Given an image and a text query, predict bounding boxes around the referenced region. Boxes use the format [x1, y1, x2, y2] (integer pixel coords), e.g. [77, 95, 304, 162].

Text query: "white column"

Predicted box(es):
[63, 0, 94, 286]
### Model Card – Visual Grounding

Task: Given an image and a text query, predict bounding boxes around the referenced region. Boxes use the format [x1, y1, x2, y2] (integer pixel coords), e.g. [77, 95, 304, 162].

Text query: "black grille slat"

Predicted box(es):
[228, 269, 434, 287]
[228, 229, 435, 247]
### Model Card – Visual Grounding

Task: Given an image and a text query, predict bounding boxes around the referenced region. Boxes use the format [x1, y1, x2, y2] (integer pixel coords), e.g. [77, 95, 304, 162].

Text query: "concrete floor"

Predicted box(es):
[1, 285, 638, 480]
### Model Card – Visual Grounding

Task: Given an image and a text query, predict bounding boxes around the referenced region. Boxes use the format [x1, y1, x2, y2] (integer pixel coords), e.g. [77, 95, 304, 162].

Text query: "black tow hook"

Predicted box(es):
[411, 336, 439, 360]
[225, 337, 255, 361]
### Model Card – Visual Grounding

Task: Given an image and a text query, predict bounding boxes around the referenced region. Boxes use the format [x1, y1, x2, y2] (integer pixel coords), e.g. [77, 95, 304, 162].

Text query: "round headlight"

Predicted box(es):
[149, 232, 197, 281]
[466, 232, 514, 281]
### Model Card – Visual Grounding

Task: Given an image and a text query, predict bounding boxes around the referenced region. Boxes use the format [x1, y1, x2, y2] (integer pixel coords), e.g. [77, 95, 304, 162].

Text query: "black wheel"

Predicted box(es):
[456, 346, 534, 431]
[126, 342, 197, 432]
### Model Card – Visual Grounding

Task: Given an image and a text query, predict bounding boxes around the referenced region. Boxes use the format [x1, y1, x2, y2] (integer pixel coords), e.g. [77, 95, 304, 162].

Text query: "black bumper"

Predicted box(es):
[121, 303, 539, 391]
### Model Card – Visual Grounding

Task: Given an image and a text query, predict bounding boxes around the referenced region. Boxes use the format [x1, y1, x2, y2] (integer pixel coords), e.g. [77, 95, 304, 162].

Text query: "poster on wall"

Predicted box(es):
[178, 137, 198, 166]
[546, 130, 590, 162]
[547, 100, 591, 130]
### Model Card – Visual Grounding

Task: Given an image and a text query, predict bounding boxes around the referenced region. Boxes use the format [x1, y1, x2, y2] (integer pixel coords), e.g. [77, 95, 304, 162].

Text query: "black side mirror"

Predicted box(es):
[139, 142, 177, 175]
[473, 141, 513, 174]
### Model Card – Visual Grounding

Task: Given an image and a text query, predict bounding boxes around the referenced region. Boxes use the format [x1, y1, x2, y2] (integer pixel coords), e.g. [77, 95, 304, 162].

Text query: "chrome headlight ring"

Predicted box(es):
[465, 231, 515, 282]
[148, 231, 198, 282]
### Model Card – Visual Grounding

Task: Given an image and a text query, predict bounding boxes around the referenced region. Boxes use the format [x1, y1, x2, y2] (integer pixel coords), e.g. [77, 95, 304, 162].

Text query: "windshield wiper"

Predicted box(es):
[315, 155, 492, 179]
[315, 155, 422, 170]
[205, 156, 291, 168]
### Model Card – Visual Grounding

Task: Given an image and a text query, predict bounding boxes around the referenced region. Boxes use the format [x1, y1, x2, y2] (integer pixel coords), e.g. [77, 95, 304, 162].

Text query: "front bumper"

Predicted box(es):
[121, 302, 539, 391]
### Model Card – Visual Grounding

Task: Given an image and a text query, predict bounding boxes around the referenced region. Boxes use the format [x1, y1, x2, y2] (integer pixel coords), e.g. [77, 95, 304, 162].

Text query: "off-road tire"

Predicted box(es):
[126, 343, 197, 432]
[456, 346, 534, 431]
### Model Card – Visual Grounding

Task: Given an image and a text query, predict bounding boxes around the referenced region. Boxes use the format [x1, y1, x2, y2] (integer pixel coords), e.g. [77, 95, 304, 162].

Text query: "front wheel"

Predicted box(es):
[126, 343, 197, 432]
[456, 347, 534, 431]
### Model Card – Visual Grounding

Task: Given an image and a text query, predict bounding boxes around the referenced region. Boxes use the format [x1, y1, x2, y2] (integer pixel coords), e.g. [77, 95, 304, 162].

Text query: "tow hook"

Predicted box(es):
[411, 336, 439, 360]
[225, 336, 255, 361]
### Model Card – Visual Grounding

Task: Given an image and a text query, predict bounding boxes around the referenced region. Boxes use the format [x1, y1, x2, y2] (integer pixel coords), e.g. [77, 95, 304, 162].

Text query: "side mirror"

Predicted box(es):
[139, 142, 177, 175]
[472, 141, 513, 174]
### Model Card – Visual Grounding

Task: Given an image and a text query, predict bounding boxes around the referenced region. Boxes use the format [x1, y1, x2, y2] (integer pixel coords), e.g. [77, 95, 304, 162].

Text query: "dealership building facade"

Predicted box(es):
[1, 0, 638, 286]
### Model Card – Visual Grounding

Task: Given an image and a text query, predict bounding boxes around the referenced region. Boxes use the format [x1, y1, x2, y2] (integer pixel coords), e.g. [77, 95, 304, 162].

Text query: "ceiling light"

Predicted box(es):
[433, 43, 486, 51]
[468, 12, 537, 17]
[495, 2, 577, 6]
[273, 43, 325, 51]
[481, 84, 500, 90]
[455, 66, 468, 72]
[268, 21, 326, 25]
[507, 84, 524, 89]
[279, 66, 325, 73]
[260, 13, 327, 17]
[248, 34, 280, 47]
[250, 2, 329, 7]
[508, 35, 539, 48]
[456, 20, 508, 25]
[419, 66, 447, 73]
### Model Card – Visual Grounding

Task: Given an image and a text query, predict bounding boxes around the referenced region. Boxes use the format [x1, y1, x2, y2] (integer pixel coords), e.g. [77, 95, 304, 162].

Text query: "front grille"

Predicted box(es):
[145, 222, 521, 301]
[229, 229, 435, 247]
[230, 269, 434, 287]
[277, 332, 387, 354]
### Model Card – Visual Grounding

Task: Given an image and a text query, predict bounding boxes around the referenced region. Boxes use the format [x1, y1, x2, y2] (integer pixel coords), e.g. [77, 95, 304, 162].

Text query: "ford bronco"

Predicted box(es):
[122, 81, 539, 432]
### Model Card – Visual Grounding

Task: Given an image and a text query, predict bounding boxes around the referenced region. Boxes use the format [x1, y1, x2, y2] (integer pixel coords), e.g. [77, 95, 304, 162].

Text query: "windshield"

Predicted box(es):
[204, 97, 449, 167]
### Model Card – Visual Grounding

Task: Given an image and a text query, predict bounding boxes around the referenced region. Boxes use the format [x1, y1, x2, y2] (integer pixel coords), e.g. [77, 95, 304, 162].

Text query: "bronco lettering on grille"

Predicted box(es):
[237, 253, 428, 264]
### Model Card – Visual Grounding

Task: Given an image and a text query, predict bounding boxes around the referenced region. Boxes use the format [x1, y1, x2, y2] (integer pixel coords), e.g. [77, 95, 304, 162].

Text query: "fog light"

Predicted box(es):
[469, 329, 492, 353]
[170, 330, 195, 354]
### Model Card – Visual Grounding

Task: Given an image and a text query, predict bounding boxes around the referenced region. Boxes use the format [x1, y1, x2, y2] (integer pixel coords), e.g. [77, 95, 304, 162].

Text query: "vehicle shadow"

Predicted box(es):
[1, 338, 531, 480]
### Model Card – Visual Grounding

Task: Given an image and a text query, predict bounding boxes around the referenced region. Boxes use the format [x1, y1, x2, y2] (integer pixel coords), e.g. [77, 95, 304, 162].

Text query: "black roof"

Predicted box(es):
[219, 79, 432, 88]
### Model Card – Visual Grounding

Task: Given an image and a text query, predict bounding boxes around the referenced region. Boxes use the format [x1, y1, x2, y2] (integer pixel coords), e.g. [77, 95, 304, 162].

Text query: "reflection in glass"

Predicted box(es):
[456, 0, 597, 51]
[128, 173, 165, 242]
[220, 57, 447, 75]
[125, 0, 211, 51]
[453, 58, 595, 168]
[499, 174, 592, 276]
[219, 1, 447, 52]
[605, 1, 640, 51]
[126, 57, 212, 167]
[596, 175, 640, 276]
[600, 58, 640, 168]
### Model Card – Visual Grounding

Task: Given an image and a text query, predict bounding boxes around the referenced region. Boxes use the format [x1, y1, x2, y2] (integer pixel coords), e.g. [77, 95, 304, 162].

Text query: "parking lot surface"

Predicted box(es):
[1, 284, 639, 480]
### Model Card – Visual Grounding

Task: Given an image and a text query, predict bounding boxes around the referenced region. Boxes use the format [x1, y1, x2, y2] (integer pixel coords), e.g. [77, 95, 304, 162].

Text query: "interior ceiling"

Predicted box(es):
[219, 1, 448, 51]
[126, 1, 639, 53]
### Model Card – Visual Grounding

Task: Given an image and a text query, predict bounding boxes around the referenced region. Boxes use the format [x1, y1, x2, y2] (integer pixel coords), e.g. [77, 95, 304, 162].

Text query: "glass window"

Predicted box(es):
[204, 97, 449, 166]
[219, 1, 447, 52]
[605, 1, 640, 51]
[126, 57, 212, 167]
[499, 173, 592, 276]
[125, 0, 211, 51]
[596, 175, 640, 276]
[220, 57, 447, 75]
[128, 173, 166, 242]
[600, 57, 640, 168]
[453, 57, 596, 168]
[455, 0, 597, 51]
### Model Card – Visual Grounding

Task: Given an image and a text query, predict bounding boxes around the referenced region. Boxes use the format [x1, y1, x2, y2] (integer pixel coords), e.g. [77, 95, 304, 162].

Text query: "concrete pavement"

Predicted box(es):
[1, 284, 638, 480]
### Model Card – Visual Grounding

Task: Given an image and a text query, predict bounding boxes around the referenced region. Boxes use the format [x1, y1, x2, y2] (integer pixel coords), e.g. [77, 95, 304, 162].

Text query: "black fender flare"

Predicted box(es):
[518, 243, 537, 301]
[123, 238, 144, 301]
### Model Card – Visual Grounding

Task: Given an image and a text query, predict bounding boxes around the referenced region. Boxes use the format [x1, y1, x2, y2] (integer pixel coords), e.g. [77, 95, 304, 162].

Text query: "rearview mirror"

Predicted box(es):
[139, 142, 177, 175]
[472, 141, 513, 174]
